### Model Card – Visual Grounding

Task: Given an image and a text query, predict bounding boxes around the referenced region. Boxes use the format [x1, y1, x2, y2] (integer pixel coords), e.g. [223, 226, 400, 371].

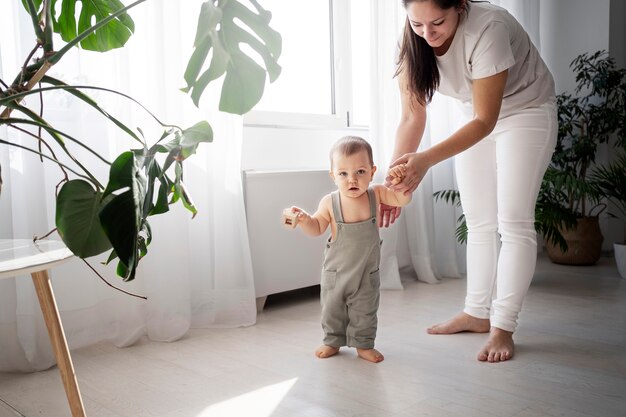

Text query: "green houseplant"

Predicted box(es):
[0, 0, 281, 283]
[540, 50, 626, 265]
[591, 152, 626, 277]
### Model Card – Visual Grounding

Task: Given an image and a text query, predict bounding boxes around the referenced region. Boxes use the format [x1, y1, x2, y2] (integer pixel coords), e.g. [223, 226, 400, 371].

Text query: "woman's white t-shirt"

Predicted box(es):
[436, 2, 555, 118]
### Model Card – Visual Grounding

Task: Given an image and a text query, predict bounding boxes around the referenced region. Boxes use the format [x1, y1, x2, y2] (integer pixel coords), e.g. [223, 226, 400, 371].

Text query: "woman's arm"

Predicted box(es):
[391, 69, 509, 194]
[389, 71, 427, 170]
[379, 72, 427, 228]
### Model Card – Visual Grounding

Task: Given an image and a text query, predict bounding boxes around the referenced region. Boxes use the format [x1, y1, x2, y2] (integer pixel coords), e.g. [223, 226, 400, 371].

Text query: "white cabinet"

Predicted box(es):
[243, 170, 335, 310]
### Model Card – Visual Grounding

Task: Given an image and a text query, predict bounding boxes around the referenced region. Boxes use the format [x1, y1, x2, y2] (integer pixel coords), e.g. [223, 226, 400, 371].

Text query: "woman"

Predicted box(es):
[384, 0, 557, 362]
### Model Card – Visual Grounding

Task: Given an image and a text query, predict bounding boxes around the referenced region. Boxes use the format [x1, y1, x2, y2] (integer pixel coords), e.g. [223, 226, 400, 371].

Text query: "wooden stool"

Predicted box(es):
[0, 239, 86, 417]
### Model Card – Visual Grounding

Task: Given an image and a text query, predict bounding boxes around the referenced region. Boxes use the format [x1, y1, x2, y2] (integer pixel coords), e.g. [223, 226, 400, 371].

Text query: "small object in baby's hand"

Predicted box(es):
[282, 209, 299, 228]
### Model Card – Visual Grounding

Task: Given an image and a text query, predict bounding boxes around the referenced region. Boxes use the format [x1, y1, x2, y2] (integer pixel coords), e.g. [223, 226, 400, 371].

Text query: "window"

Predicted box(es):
[244, 0, 371, 128]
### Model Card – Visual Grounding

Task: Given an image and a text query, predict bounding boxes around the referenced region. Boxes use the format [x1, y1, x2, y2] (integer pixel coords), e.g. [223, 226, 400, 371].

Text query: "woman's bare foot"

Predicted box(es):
[315, 345, 340, 359]
[427, 312, 490, 334]
[356, 348, 384, 363]
[477, 327, 514, 363]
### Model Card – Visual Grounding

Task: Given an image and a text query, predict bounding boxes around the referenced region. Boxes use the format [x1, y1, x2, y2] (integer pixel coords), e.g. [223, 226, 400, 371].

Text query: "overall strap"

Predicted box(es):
[331, 191, 344, 223]
[367, 188, 377, 219]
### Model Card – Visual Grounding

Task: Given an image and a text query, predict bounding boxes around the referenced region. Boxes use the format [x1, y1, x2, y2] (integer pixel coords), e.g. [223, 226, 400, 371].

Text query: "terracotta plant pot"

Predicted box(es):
[545, 217, 604, 265]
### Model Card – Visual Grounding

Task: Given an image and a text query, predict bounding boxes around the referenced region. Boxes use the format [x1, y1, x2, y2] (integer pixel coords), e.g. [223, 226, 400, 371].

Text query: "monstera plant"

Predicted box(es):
[0, 0, 281, 281]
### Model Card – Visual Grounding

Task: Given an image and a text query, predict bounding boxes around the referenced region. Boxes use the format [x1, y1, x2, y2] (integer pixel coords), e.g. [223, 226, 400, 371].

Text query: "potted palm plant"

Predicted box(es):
[0, 0, 281, 283]
[540, 50, 626, 265]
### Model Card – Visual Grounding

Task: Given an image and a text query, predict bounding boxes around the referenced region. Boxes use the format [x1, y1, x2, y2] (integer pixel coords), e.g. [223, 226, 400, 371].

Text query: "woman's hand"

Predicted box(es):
[388, 152, 432, 194]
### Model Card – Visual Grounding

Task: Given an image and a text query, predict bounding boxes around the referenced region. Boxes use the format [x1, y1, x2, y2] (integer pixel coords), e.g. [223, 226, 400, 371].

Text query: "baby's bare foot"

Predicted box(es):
[477, 327, 514, 363]
[356, 348, 384, 363]
[315, 345, 340, 359]
[427, 312, 490, 334]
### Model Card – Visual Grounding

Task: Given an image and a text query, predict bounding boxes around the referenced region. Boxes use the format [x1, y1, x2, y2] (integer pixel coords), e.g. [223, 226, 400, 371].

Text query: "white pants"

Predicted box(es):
[454, 100, 557, 332]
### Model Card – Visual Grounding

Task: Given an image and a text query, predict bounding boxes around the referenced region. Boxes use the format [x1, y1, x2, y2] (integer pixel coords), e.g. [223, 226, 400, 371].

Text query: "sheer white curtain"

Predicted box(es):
[370, 0, 542, 288]
[0, 0, 256, 372]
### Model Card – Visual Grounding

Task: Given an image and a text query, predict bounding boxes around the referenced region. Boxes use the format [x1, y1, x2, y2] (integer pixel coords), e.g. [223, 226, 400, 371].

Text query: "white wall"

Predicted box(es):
[540, 0, 611, 95]
[610, 0, 626, 68]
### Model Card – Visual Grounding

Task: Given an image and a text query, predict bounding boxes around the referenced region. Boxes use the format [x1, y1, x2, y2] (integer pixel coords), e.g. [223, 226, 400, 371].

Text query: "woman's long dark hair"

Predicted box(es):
[395, 0, 470, 106]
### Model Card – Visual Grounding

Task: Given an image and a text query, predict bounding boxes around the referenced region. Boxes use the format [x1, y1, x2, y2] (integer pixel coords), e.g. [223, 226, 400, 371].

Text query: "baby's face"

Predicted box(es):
[330, 150, 376, 198]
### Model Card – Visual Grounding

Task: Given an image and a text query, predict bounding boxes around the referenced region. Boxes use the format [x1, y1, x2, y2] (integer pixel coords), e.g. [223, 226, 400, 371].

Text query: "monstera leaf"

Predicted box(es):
[182, 0, 282, 113]
[25, 0, 135, 51]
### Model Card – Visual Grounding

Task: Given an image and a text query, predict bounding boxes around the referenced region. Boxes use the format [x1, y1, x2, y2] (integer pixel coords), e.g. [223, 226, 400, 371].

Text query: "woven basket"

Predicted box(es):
[545, 217, 603, 265]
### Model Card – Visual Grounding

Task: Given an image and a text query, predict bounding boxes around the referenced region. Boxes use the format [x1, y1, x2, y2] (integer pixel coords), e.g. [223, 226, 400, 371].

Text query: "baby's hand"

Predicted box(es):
[388, 164, 407, 185]
[282, 207, 306, 229]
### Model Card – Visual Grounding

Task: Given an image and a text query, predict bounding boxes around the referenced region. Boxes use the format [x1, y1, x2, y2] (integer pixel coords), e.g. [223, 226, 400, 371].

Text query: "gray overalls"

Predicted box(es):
[320, 188, 381, 349]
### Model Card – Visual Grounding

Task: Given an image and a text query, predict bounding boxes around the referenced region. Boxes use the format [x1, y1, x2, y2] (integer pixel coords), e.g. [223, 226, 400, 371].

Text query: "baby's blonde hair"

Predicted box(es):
[329, 136, 374, 169]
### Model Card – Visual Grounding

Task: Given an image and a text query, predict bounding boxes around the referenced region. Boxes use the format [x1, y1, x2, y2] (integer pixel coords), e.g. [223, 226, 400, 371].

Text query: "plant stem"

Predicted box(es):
[1, 62, 52, 119]
[81, 259, 147, 300]
[20, 44, 42, 85]
[23, 0, 45, 45]
[34, 228, 58, 241]
[42, 0, 54, 53]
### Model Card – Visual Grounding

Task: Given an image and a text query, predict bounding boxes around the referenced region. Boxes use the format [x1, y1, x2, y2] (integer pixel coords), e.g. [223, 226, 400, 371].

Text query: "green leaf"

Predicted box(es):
[219, 52, 267, 114]
[226, 0, 282, 81]
[183, 0, 282, 112]
[179, 121, 213, 160]
[142, 157, 172, 217]
[56, 180, 112, 258]
[99, 151, 147, 281]
[53, 0, 136, 51]
[150, 179, 172, 215]
[181, 121, 213, 146]
[183, 2, 224, 89]
[99, 190, 139, 280]
[178, 180, 198, 218]
[103, 248, 118, 265]
[102, 151, 145, 198]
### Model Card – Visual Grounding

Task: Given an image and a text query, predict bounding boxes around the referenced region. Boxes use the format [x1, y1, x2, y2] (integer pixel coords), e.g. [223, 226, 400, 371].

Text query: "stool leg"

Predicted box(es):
[31, 270, 86, 417]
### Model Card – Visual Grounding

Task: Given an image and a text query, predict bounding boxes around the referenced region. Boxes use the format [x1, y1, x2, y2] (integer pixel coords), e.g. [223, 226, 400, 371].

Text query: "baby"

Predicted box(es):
[283, 136, 411, 363]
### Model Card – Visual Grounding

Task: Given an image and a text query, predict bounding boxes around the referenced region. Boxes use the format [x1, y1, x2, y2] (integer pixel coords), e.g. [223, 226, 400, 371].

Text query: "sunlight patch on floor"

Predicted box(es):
[195, 378, 298, 417]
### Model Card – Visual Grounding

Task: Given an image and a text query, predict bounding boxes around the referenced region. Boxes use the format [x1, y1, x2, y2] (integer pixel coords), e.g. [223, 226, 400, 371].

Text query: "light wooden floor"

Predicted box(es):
[1, 255, 624, 417]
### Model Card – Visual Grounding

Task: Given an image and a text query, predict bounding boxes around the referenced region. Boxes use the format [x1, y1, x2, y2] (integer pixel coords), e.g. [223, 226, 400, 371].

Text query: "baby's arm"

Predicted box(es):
[283, 194, 332, 237]
[374, 183, 412, 208]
